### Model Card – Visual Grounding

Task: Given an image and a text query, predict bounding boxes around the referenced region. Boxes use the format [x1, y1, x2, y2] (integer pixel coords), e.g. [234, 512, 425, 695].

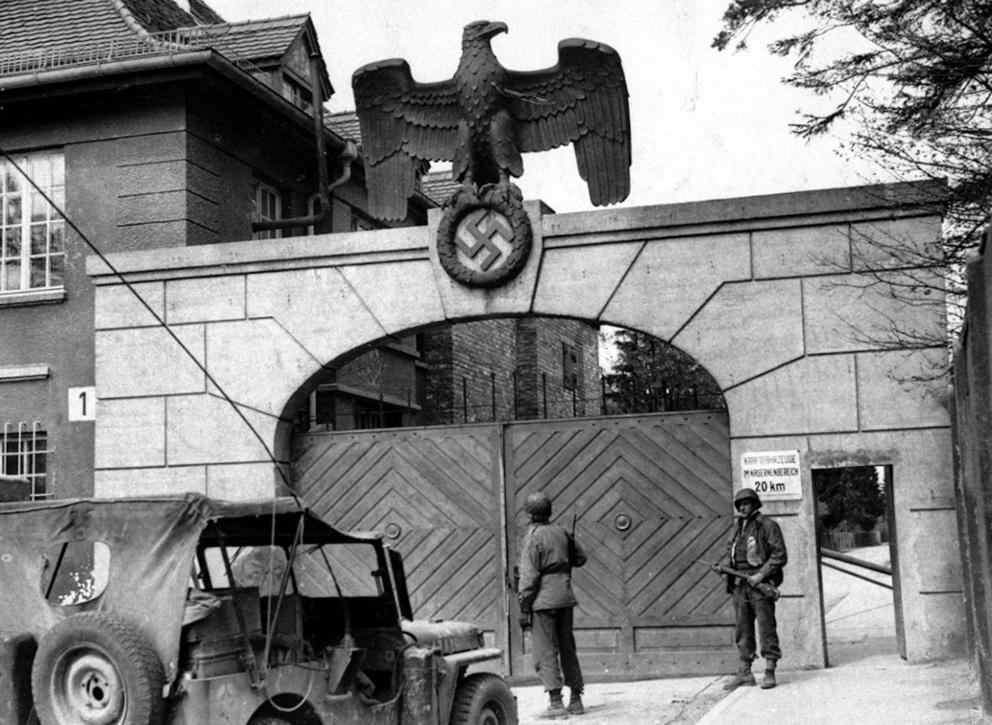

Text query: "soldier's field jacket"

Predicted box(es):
[518, 521, 587, 612]
[719, 511, 787, 587]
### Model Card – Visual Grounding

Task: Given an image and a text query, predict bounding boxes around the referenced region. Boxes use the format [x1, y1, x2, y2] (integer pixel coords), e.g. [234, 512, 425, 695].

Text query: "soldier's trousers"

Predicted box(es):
[532, 607, 584, 692]
[732, 582, 781, 663]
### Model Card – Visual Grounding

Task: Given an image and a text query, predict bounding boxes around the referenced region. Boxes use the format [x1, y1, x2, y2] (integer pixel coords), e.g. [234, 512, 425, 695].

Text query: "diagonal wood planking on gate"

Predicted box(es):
[293, 409, 736, 678]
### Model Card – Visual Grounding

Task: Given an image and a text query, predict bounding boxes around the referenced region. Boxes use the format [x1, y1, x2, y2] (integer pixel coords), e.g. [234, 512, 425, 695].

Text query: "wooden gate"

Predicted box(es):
[293, 411, 736, 678]
[293, 426, 507, 650]
[505, 413, 736, 678]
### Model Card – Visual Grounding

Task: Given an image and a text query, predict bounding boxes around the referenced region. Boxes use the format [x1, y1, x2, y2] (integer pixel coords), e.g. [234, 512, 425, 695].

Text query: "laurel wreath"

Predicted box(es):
[436, 185, 533, 288]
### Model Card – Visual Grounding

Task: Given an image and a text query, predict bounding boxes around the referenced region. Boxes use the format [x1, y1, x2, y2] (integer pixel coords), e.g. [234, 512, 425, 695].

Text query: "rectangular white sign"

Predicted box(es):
[68, 386, 96, 421]
[741, 450, 802, 501]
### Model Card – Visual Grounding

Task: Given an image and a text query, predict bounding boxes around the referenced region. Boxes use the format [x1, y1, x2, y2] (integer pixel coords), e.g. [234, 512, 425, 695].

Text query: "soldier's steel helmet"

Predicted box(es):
[524, 492, 552, 519]
[734, 487, 762, 510]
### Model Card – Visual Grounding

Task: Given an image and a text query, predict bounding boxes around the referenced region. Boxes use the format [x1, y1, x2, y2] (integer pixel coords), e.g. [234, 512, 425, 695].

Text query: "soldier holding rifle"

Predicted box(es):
[716, 487, 788, 690]
[518, 491, 588, 718]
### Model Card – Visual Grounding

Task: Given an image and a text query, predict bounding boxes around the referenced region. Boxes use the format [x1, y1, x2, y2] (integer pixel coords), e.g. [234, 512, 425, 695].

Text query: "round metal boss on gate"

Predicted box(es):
[436, 188, 532, 288]
[385, 523, 402, 540]
[614, 513, 632, 531]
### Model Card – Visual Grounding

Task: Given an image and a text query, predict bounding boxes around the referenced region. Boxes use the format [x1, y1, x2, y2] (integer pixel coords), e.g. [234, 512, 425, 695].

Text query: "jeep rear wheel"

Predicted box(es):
[32, 611, 165, 725]
[451, 673, 516, 725]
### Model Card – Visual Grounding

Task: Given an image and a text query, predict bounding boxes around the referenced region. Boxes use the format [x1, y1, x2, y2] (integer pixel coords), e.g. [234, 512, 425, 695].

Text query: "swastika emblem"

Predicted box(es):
[436, 186, 533, 288]
[454, 209, 513, 272]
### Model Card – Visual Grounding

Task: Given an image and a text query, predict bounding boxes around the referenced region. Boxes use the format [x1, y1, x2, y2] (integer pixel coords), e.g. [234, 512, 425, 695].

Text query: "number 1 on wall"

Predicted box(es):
[68, 386, 96, 421]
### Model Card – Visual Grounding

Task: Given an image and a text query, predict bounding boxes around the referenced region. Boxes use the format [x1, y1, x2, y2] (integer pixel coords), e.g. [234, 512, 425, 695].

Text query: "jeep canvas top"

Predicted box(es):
[0, 493, 517, 725]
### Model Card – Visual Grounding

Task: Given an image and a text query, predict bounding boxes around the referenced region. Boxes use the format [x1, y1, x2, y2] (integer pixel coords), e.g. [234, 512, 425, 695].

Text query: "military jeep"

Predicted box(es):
[0, 494, 516, 725]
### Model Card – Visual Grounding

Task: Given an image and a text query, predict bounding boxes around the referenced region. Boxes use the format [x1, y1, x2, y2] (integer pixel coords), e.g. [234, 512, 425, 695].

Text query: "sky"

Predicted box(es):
[207, 0, 880, 215]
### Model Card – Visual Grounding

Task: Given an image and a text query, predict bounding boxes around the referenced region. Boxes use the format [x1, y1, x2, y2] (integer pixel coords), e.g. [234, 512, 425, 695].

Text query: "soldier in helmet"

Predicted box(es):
[518, 491, 588, 717]
[718, 487, 788, 690]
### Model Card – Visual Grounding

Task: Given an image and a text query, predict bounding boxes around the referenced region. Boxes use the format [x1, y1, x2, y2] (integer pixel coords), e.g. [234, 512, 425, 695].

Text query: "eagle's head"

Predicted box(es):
[462, 20, 508, 47]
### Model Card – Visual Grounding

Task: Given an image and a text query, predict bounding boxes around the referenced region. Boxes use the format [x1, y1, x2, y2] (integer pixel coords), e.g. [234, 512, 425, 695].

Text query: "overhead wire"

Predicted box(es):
[0, 145, 303, 509]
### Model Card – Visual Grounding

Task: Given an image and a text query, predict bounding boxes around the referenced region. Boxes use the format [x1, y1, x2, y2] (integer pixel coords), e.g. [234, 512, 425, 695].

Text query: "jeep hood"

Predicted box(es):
[401, 619, 484, 654]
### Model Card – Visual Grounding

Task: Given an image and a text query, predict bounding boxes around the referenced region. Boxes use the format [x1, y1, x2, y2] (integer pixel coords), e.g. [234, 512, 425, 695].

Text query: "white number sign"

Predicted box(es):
[68, 386, 96, 421]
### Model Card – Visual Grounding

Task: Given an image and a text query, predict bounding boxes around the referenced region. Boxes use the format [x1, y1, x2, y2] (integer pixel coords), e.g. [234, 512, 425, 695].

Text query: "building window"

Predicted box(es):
[281, 76, 313, 115]
[1, 423, 49, 500]
[252, 179, 282, 240]
[562, 342, 578, 391]
[1, 152, 65, 295]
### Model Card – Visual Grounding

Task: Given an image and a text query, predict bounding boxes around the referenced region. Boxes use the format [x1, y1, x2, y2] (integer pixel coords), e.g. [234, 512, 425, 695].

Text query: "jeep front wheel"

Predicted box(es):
[451, 673, 517, 725]
[32, 611, 165, 725]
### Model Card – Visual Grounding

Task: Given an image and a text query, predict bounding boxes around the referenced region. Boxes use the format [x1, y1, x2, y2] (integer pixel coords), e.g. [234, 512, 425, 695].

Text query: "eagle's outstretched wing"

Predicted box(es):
[505, 39, 631, 206]
[353, 59, 461, 220]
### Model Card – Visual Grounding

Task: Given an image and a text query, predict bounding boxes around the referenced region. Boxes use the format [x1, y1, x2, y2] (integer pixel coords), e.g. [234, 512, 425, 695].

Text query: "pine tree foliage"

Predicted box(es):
[715, 0, 992, 353]
[603, 330, 725, 413]
[814, 465, 886, 531]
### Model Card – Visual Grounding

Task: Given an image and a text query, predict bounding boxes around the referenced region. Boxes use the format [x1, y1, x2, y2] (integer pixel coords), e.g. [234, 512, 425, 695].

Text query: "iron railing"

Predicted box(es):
[0, 28, 261, 78]
[300, 372, 727, 433]
[820, 547, 892, 590]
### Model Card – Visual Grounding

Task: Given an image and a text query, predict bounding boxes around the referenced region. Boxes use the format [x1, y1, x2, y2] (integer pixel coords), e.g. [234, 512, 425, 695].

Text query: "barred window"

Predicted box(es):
[1, 152, 65, 294]
[1, 423, 49, 500]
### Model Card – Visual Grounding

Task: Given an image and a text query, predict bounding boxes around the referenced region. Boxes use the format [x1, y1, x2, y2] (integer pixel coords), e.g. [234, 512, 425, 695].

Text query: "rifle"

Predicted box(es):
[568, 513, 577, 567]
[696, 559, 781, 601]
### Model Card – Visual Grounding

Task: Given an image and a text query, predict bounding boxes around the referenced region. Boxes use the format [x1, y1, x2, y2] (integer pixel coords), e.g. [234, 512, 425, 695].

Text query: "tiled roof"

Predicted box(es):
[0, 1, 311, 80]
[175, 15, 310, 63]
[0, 0, 139, 58]
[0, 0, 226, 55]
[325, 111, 361, 143]
[422, 170, 460, 206]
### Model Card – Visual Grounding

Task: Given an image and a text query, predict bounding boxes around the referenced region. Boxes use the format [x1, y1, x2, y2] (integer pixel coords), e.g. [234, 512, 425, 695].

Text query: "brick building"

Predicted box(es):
[420, 318, 601, 425]
[0, 0, 434, 499]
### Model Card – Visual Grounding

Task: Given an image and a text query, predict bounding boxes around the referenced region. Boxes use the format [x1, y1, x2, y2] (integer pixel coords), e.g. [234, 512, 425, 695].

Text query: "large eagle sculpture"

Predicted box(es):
[353, 20, 631, 220]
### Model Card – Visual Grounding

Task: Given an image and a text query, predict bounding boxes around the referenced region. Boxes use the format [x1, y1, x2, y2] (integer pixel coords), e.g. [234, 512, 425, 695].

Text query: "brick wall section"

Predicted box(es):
[441, 320, 517, 423]
[518, 318, 601, 419]
[455, 320, 518, 422]
[420, 318, 601, 423]
[421, 327, 455, 423]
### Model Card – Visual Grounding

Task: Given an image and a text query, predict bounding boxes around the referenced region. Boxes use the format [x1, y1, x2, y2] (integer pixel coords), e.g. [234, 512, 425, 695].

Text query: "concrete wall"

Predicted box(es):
[88, 182, 959, 666]
[953, 235, 992, 715]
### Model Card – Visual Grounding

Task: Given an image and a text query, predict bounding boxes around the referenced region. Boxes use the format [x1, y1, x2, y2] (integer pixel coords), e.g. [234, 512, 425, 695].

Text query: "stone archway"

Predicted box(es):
[89, 181, 958, 666]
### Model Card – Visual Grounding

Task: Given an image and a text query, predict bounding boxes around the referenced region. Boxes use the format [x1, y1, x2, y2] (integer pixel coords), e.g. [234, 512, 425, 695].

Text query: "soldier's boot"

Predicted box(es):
[723, 661, 756, 690]
[540, 689, 568, 719]
[567, 688, 584, 715]
[761, 660, 777, 689]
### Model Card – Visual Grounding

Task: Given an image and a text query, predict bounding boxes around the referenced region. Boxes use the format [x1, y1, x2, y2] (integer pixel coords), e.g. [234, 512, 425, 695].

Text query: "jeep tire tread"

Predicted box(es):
[32, 611, 165, 725]
[450, 673, 517, 725]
